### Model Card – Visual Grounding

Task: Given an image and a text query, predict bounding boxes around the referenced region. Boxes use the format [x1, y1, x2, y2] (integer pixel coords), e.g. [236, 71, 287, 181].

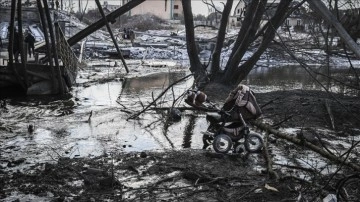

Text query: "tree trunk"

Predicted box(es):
[226, 0, 261, 62]
[233, 0, 292, 83]
[181, 0, 207, 87]
[223, 0, 267, 83]
[210, 0, 233, 77]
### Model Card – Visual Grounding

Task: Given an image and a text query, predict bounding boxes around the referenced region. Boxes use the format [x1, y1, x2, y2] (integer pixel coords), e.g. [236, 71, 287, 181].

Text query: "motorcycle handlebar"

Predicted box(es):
[219, 109, 231, 117]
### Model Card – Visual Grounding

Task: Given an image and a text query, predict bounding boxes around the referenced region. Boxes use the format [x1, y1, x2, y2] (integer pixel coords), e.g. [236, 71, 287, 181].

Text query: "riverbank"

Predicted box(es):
[1, 86, 359, 201]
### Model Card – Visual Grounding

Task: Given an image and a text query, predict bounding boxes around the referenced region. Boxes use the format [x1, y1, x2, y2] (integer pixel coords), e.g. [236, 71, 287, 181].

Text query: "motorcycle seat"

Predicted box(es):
[206, 112, 222, 123]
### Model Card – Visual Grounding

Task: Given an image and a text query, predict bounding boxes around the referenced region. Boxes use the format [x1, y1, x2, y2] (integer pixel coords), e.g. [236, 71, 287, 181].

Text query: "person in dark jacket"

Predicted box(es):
[24, 30, 35, 57]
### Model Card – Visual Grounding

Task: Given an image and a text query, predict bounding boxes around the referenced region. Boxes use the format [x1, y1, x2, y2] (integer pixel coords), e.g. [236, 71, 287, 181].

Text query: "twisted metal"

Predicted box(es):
[55, 25, 84, 84]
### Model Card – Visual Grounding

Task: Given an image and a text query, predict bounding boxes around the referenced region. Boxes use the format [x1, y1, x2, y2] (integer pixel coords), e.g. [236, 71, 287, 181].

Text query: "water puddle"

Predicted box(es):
[74, 82, 122, 107]
[1, 70, 209, 171]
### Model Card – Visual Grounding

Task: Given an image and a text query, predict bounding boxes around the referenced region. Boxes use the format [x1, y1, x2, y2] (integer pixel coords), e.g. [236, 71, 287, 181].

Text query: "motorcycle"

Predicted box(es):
[185, 89, 263, 154]
[202, 109, 263, 154]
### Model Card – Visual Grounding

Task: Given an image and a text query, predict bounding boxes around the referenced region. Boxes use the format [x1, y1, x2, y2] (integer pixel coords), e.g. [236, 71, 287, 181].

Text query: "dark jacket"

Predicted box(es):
[25, 33, 35, 45]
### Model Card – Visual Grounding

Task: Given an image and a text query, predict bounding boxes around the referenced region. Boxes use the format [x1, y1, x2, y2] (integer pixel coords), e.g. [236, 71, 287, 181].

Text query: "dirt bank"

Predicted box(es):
[1, 149, 347, 202]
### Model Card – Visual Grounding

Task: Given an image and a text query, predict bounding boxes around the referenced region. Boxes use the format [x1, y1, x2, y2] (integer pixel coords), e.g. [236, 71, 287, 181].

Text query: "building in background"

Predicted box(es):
[231, 0, 306, 31]
[122, 0, 183, 21]
[102, 1, 120, 13]
[230, 0, 251, 27]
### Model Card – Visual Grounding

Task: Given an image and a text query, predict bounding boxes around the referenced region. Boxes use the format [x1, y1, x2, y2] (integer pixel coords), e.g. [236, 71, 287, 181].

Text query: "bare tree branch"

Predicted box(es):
[202, 0, 223, 14]
[127, 74, 193, 120]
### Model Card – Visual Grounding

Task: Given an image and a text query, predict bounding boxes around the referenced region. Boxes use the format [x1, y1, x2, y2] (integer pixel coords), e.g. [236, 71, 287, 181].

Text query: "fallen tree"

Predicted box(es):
[252, 120, 360, 172]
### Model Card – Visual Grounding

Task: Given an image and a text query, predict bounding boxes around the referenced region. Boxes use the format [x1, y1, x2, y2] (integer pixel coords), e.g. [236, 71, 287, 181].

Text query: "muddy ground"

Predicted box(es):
[205, 82, 360, 132]
[1, 81, 360, 201]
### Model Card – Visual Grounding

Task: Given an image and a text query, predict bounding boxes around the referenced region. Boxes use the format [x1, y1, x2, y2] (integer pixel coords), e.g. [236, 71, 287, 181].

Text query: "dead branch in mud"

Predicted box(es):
[142, 173, 183, 191]
[116, 101, 135, 114]
[127, 74, 193, 120]
[87, 110, 93, 123]
[263, 132, 279, 180]
[172, 188, 212, 200]
[324, 99, 335, 130]
[123, 182, 212, 201]
[312, 131, 336, 158]
[280, 176, 313, 185]
[316, 139, 360, 198]
[120, 167, 264, 200]
[252, 120, 360, 172]
[147, 106, 217, 112]
[260, 97, 280, 109]
[271, 114, 295, 128]
[144, 119, 163, 129]
[119, 109, 133, 114]
[273, 163, 317, 174]
[236, 186, 261, 200]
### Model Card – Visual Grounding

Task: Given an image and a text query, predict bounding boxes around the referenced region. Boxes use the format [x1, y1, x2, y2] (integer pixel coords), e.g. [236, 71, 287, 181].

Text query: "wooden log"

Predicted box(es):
[252, 120, 360, 172]
[67, 0, 146, 46]
[95, 0, 129, 73]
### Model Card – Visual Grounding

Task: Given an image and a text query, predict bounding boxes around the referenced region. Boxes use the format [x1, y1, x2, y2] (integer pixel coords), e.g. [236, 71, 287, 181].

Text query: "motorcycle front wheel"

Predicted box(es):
[244, 133, 263, 153]
[213, 134, 233, 154]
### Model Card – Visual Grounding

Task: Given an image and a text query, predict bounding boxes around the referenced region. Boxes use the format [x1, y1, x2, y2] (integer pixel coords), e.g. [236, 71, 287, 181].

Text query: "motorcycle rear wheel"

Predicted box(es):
[244, 133, 263, 153]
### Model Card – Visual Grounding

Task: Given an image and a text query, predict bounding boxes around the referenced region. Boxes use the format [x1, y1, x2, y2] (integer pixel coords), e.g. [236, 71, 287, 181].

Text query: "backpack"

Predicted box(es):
[223, 85, 262, 120]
